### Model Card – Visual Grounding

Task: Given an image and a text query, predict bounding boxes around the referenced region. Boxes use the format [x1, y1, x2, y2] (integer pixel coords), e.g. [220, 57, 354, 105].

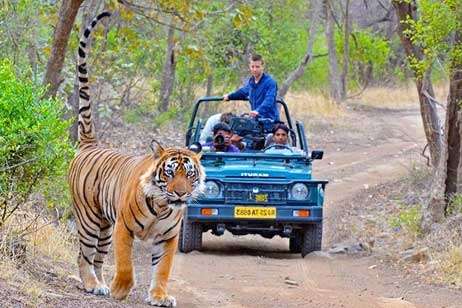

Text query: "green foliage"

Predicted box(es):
[401, 0, 460, 79]
[389, 205, 422, 237]
[447, 194, 462, 216]
[0, 59, 74, 224]
[0, 0, 56, 82]
[154, 107, 178, 127]
[336, 28, 391, 84]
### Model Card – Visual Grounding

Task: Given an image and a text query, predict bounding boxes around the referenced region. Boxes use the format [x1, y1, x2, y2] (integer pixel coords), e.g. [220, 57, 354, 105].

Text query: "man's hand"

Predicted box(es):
[223, 94, 229, 101]
[249, 110, 259, 117]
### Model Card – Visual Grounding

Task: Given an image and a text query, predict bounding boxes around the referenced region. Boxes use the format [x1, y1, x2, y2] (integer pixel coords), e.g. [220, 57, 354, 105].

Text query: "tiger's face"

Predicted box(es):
[142, 148, 204, 206]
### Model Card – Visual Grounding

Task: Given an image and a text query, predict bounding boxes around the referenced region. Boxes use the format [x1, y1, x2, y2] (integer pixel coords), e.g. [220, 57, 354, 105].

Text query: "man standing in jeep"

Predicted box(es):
[223, 54, 279, 121]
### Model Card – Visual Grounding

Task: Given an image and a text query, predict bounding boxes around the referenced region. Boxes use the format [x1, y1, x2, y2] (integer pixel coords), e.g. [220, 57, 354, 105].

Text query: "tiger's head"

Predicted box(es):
[141, 144, 205, 207]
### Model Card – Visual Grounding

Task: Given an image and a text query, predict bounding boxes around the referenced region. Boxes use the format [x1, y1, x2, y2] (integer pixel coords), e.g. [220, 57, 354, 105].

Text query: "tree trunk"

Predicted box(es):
[447, 30, 462, 197]
[392, 0, 442, 168]
[206, 74, 213, 96]
[325, 0, 342, 103]
[43, 0, 84, 98]
[159, 20, 177, 112]
[340, 0, 351, 100]
[278, 0, 322, 97]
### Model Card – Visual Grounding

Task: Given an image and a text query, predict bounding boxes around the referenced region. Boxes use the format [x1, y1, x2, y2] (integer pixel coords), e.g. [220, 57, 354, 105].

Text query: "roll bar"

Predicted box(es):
[185, 96, 294, 146]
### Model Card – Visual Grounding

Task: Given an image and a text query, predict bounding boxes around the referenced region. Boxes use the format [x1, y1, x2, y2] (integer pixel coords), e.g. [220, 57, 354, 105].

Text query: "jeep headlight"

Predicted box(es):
[291, 183, 309, 200]
[204, 180, 220, 198]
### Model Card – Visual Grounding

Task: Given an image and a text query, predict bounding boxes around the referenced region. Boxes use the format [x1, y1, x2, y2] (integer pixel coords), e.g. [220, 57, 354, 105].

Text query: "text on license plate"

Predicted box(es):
[234, 206, 276, 219]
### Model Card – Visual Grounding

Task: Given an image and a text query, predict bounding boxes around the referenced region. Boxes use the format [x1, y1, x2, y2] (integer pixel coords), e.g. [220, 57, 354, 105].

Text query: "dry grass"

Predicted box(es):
[284, 91, 345, 119]
[1, 211, 76, 264]
[29, 219, 76, 263]
[0, 257, 45, 304]
[438, 245, 462, 287]
[0, 257, 17, 280]
[281, 83, 450, 121]
[0, 209, 77, 304]
[354, 82, 449, 109]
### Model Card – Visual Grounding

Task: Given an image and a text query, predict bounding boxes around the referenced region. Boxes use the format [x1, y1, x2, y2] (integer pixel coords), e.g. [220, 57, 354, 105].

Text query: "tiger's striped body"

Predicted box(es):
[69, 12, 204, 307]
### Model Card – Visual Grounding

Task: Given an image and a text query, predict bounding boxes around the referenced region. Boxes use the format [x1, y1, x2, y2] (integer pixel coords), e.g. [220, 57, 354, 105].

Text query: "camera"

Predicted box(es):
[213, 134, 226, 151]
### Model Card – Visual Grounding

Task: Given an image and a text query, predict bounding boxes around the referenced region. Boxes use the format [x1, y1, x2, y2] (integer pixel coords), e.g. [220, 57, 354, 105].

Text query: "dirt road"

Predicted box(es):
[121, 106, 460, 308]
[46, 106, 462, 308]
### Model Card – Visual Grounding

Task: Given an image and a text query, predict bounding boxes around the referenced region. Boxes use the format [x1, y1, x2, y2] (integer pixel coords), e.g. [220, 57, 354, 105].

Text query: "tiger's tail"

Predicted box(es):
[77, 11, 111, 149]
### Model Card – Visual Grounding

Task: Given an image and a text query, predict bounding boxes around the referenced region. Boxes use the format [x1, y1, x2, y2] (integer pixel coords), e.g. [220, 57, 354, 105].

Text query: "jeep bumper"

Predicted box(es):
[186, 203, 322, 223]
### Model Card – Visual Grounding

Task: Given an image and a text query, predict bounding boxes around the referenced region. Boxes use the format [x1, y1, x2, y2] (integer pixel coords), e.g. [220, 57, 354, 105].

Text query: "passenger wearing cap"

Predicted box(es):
[203, 123, 240, 153]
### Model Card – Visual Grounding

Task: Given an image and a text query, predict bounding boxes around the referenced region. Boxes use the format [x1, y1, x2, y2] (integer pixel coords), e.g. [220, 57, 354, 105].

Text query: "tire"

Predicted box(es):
[178, 216, 202, 253]
[289, 231, 302, 253]
[301, 223, 322, 257]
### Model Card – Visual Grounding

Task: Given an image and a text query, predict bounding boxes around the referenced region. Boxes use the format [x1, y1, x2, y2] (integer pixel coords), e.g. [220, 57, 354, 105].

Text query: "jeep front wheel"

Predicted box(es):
[301, 223, 322, 257]
[179, 216, 202, 253]
[289, 230, 302, 253]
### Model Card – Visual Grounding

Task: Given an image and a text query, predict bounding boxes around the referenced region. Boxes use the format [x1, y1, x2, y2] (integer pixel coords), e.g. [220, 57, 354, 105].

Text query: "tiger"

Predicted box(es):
[68, 12, 204, 307]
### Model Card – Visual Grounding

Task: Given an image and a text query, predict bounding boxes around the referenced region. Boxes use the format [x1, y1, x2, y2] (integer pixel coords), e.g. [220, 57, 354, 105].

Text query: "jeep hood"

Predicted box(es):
[202, 159, 312, 180]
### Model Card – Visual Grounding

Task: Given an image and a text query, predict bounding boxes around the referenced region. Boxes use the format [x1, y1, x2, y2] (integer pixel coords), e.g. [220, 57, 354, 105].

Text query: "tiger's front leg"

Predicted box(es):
[146, 234, 179, 307]
[110, 218, 135, 300]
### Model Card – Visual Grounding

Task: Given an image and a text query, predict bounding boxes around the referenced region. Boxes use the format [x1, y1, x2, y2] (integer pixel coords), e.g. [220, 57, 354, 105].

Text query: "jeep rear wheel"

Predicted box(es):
[289, 231, 302, 253]
[179, 217, 202, 253]
[301, 223, 322, 257]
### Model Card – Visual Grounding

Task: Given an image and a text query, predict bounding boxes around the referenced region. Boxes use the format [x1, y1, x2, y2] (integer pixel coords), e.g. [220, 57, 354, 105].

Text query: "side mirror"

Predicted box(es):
[188, 142, 202, 154]
[311, 150, 324, 160]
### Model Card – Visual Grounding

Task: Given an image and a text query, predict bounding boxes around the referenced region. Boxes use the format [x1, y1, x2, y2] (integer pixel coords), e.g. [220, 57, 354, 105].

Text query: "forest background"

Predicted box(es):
[1, 0, 462, 302]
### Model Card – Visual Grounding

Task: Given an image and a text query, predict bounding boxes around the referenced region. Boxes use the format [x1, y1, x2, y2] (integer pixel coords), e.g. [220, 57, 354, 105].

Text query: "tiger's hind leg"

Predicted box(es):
[93, 219, 113, 295]
[74, 203, 108, 295]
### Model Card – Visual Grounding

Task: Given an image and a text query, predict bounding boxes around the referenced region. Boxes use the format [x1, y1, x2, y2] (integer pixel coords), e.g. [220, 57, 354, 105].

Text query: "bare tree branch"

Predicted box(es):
[279, 0, 323, 97]
[423, 90, 446, 109]
[0, 158, 38, 172]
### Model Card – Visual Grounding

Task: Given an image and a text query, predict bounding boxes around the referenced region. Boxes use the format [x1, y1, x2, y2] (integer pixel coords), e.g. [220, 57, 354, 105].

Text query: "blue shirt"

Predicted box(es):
[228, 73, 279, 121]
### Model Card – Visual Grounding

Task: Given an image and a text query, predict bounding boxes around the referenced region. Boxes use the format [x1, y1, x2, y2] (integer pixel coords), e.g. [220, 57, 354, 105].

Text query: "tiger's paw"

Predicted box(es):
[82, 279, 109, 296]
[91, 284, 110, 296]
[110, 274, 134, 300]
[146, 294, 177, 307]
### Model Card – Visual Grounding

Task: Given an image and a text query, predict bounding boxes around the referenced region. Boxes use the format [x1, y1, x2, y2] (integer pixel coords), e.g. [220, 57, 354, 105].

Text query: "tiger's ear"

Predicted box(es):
[195, 152, 202, 161]
[150, 139, 165, 158]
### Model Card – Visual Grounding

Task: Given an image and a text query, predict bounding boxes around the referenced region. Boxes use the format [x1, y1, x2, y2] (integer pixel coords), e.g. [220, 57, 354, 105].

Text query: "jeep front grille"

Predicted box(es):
[224, 183, 287, 203]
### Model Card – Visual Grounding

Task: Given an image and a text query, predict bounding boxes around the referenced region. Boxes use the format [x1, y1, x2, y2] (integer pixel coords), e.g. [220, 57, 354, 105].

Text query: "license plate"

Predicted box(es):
[234, 206, 276, 219]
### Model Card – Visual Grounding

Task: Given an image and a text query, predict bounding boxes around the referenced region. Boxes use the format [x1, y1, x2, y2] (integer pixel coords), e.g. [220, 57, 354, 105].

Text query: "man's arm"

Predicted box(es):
[255, 80, 277, 116]
[224, 80, 250, 101]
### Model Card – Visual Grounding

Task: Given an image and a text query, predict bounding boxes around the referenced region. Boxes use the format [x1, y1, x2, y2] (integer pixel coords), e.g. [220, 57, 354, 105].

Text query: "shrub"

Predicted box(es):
[447, 194, 462, 216]
[389, 205, 422, 237]
[0, 59, 74, 227]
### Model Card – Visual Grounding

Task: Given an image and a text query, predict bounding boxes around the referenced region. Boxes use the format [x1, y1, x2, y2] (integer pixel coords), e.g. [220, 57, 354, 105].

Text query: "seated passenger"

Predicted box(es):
[199, 112, 234, 143]
[265, 123, 290, 147]
[272, 123, 290, 146]
[264, 123, 298, 154]
[203, 123, 240, 153]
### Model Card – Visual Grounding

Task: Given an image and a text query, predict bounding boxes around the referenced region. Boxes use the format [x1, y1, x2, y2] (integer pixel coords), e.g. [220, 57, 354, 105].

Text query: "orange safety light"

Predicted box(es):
[201, 208, 218, 216]
[293, 210, 310, 217]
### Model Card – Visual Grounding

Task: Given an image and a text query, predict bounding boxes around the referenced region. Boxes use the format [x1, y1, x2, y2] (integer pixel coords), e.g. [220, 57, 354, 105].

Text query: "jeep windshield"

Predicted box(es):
[186, 96, 310, 157]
